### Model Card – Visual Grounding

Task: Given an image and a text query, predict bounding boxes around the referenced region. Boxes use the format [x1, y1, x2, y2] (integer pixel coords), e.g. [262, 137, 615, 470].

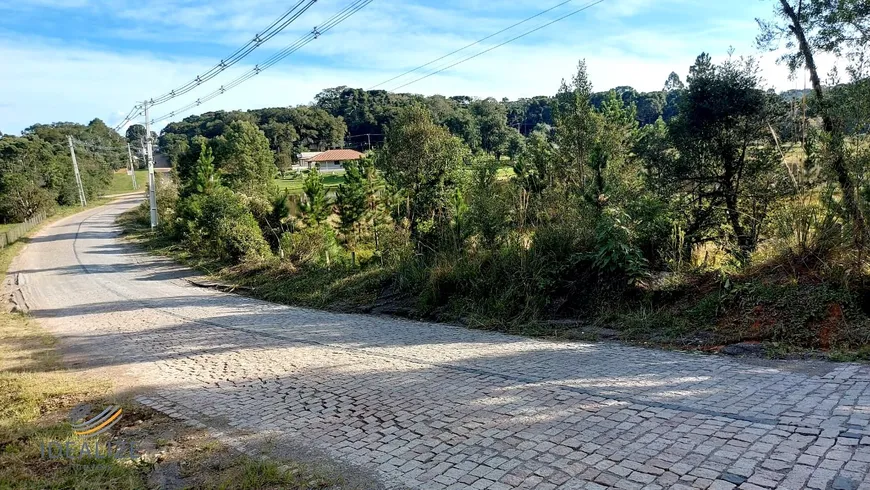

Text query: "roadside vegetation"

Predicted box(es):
[0, 121, 123, 225]
[124, 3, 870, 359]
[0, 207, 340, 489]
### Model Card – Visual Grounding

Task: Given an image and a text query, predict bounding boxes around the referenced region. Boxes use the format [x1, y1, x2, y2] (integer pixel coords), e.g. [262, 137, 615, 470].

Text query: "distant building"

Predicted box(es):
[294, 149, 365, 173]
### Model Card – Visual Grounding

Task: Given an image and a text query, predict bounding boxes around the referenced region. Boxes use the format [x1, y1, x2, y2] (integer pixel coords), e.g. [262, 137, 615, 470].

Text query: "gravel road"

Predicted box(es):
[8, 196, 870, 490]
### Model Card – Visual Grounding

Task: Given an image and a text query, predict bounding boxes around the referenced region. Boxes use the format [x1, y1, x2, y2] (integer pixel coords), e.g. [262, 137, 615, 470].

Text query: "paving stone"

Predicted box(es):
[833, 476, 859, 490]
[18, 200, 870, 490]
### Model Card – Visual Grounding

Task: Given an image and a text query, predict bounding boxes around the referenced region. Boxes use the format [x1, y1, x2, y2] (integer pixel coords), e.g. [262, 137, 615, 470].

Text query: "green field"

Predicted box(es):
[108, 169, 149, 195]
[274, 172, 345, 194]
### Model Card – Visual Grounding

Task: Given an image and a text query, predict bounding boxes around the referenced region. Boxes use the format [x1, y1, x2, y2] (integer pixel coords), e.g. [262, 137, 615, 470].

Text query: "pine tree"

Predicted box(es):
[336, 159, 367, 247]
[300, 170, 328, 225]
[188, 142, 220, 196]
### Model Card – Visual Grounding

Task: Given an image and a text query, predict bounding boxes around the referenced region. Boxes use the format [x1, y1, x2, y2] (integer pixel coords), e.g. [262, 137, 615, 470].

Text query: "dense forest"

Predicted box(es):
[156, 72, 735, 160]
[0, 120, 126, 222]
[155, 71, 815, 182]
[125, 0, 870, 358]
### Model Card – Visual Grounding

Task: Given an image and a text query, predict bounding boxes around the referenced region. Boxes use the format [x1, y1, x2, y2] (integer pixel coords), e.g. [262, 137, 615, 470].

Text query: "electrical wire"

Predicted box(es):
[70, 137, 131, 153]
[368, 0, 575, 91]
[389, 0, 607, 92]
[113, 0, 317, 131]
[150, 0, 373, 125]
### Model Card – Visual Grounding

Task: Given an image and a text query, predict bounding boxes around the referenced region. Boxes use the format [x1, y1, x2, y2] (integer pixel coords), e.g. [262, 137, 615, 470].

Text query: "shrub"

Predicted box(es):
[760, 187, 844, 265]
[279, 225, 342, 268]
[467, 160, 512, 248]
[376, 223, 413, 268]
[0, 173, 54, 221]
[177, 187, 271, 262]
[588, 207, 649, 283]
[155, 176, 179, 237]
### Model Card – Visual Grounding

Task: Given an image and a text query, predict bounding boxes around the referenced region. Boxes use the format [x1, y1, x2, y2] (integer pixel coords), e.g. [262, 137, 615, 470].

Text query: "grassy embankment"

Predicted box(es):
[109, 170, 150, 195]
[0, 202, 338, 489]
[121, 194, 870, 363]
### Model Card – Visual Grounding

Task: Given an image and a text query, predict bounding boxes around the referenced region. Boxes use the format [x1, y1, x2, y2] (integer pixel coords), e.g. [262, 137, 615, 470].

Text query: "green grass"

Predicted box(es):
[107, 170, 149, 195]
[274, 173, 345, 194]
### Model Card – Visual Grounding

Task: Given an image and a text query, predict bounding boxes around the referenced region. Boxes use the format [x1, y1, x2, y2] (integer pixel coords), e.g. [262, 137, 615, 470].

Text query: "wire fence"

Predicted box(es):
[0, 211, 48, 249]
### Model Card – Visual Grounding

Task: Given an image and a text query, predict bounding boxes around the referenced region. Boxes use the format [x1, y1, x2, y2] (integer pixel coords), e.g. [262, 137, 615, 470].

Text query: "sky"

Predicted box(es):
[0, 0, 839, 135]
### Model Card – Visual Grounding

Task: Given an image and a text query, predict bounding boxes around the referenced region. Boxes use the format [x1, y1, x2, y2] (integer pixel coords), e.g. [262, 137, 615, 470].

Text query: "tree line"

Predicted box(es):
[0, 119, 125, 222]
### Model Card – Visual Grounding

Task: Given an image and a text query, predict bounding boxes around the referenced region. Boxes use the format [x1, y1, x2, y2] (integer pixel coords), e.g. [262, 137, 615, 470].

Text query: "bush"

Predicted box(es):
[279, 225, 342, 268]
[0, 173, 54, 222]
[155, 176, 179, 236]
[467, 161, 512, 248]
[766, 192, 843, 261]
[588, 207, 649, 283]
[374, 223, 413, 268]
[176, 187, 271, 262]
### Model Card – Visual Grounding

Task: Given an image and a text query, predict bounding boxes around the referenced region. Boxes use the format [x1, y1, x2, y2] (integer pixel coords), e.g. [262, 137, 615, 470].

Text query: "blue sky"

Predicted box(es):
[0, 0, 834, 134]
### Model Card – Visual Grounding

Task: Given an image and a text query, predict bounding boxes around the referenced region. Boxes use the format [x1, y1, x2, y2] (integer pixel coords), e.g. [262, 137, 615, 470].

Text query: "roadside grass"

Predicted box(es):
[0, 203, 341, 489]
[109, 170, 149, 195]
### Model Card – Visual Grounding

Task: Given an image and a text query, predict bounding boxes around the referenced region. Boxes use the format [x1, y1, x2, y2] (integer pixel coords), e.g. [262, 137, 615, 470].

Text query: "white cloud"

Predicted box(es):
[0, 0, 850, 135]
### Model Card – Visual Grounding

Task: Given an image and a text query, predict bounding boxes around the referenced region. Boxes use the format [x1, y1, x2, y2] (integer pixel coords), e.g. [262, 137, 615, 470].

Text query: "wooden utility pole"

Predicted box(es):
[127, 143, 139, 190]
[67, 136, 87, 207]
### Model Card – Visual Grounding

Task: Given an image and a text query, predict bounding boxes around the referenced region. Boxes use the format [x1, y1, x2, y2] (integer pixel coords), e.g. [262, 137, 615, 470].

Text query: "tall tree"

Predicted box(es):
[470, 98, 510, 158]
[590, 90, 640, 205]
[213, 120, 276, 195]
[336, 159, 368, 247]
[757, 0, 870, 242]
[300, 170, 329, 226]
[377, 105, 469, 242]
[554, 60, 597, 190]
[187, 142, 220, 196]
[656, 54, 781, 255]
[125, 124, 147, 145]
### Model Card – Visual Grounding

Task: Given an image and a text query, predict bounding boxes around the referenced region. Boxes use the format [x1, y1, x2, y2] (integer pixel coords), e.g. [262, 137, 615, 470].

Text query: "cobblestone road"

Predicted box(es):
[9, 197, 870, 489]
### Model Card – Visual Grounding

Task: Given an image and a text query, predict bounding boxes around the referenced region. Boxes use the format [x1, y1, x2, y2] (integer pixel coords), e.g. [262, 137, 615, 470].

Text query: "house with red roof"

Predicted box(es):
[293, 149, 365, 173]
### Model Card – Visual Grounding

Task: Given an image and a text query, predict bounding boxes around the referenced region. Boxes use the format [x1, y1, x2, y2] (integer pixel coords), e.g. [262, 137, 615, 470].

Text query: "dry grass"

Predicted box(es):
[0, 203, 340, 489]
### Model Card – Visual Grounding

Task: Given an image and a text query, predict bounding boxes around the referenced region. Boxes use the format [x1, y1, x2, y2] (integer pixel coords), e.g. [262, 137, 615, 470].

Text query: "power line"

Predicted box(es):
[113, 0, 318, 131]
[368, 0, 575, 91]
[149, 0, 374, 125]
[389, 0, 607, 92]
[72, 139, 128, 152]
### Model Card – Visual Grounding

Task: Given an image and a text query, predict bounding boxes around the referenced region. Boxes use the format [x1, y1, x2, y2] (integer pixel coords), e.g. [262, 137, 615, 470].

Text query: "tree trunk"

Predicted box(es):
[780, 0, 865, 245]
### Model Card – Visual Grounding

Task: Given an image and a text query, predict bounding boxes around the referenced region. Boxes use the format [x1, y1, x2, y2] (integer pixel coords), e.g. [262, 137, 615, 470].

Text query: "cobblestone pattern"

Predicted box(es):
[11, 198, 870, 489]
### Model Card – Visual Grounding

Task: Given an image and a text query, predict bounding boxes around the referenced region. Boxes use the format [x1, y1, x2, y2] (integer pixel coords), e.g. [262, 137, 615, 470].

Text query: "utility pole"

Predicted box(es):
[144, 101, 158, 229]
[67, 136, 87, 207]
[126, 143, 139, 190]
[366, 133, 371, 150]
